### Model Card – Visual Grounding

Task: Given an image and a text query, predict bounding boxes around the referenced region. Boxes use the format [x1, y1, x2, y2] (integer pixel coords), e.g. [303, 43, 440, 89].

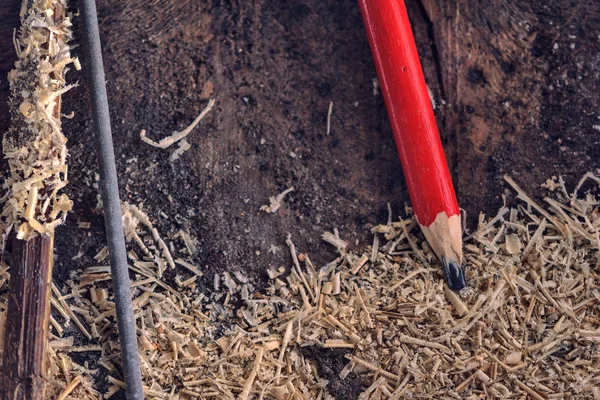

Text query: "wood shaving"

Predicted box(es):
[169, 139, 191, 162]
[140, 99, 215, 149]
[1, 0, 76, 241]
[1, 174, 600, 399]
[326, 101, 333, 135]
[260, 186, 294, 213]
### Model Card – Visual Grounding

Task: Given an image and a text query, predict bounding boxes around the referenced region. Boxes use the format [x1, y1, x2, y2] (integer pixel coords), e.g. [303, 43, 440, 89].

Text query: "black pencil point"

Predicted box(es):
[442, 256, 466, 291]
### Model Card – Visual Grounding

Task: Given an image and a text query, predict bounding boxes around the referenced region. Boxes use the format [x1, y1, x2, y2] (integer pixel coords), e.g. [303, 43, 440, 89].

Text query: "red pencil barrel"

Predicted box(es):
[358, 0, 459, 227]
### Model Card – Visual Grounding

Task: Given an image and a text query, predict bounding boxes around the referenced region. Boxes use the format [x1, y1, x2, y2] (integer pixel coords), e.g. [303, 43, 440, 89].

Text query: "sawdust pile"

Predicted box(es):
[1, 174, 599, 399]
[1, 0, 78, 242]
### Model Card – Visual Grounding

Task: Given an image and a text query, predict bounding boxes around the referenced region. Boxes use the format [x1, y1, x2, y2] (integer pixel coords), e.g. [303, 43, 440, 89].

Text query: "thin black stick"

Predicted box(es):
[79, 0, 144, 398]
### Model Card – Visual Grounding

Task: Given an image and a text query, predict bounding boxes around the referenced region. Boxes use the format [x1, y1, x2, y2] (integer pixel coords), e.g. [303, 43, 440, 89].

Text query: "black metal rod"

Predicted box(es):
[79, 1, 144, 398]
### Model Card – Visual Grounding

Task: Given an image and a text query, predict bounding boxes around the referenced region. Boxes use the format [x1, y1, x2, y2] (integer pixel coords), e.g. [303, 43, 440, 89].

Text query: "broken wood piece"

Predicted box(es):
[397, 334, 452, 355]
[444, 284, 469, 316]
[345, 355, 400, 382]
[239, 346, 265, 400]
[140, 98, 215, 149]
[56, 376, 82, 400]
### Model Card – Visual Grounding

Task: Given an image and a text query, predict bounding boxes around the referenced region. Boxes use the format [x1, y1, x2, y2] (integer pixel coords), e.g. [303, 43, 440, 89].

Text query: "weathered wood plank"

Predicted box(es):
[0, 0, 597, 287]
[0, 235, 53, 400]
[0, 1, 597, 398]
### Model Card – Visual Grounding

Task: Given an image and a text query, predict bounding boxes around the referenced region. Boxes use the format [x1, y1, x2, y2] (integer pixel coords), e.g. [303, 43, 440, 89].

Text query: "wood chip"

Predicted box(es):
[140, 99, 215, 149]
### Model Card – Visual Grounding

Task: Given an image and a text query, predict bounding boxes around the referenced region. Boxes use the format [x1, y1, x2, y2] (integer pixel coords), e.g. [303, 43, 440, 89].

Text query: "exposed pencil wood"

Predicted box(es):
[419, 212, 463, 264]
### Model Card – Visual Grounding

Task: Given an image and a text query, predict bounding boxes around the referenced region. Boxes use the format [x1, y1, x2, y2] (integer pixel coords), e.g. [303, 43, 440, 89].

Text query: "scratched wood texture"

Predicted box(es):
[0, 0, 599, 396]
[0, 236, 53, 400]
[0, 0, 598, 308]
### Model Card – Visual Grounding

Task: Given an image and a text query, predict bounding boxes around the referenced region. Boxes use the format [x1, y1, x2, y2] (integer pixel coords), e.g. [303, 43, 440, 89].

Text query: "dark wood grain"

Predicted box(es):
[0, 235, 53, 400]
[0, 1, 595, 252]
[0, 1, 598, 398]
[0, 0, 593, 269]
[419, 0, 600, 222]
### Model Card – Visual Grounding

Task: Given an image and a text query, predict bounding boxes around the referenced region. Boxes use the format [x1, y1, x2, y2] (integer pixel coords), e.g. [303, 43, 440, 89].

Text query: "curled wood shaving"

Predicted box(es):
[140, 99, 215, 149]
[1, 0, 76, 240]
[260, 186, 294, 214]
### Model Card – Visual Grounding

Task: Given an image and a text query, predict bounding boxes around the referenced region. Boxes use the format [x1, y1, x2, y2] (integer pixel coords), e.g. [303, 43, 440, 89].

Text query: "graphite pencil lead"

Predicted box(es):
[442, 256, 466, 292]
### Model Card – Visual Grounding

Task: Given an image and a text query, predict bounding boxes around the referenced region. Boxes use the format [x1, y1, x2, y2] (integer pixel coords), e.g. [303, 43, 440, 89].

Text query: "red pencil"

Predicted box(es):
[358, 0, 465, 290]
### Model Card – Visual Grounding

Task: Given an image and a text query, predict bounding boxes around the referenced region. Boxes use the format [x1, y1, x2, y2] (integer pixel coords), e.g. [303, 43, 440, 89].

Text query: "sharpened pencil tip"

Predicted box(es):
[441, 256, 466, 291]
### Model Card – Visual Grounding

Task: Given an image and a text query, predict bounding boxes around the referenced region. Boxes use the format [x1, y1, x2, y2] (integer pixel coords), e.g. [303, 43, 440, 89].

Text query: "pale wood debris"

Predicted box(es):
[260, 186, 294, 213]
[443, 284, 469, 316]
[239, 346, 265, 400]
[179, 229, 197, 255]
[322, 230, 349, 251]
[56, 376, 82, 400]
[0, 0, 76, 241]
[140, 99, 215, 149]
[0, 174, 599, 399]
[326, 101, 333, 136]
[168, 138, 191, 161]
